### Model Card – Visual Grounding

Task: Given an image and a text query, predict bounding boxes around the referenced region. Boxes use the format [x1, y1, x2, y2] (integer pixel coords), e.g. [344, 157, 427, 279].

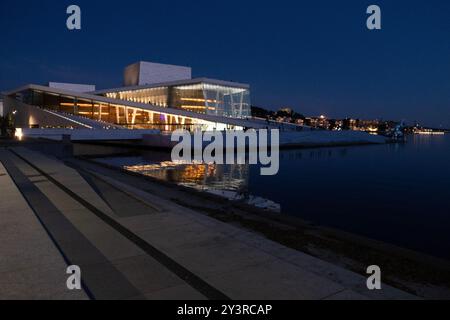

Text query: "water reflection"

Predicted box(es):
[279, 148, 350, 160]
[94, 155, 280, 212]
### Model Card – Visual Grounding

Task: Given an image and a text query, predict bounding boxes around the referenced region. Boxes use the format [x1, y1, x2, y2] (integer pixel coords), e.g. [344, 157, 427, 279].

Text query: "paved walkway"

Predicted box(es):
[0, 146, 417, 300]
[0, 156, 87, 300]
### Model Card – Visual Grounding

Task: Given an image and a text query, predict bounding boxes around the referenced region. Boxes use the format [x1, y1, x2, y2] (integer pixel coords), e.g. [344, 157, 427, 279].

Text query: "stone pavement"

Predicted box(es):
[0, 146, 417, 300]
[0, 158, 88, 300]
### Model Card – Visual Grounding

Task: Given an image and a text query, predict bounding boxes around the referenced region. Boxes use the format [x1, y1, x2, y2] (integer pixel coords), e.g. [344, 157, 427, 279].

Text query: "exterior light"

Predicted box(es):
[15, 128, 23, 141]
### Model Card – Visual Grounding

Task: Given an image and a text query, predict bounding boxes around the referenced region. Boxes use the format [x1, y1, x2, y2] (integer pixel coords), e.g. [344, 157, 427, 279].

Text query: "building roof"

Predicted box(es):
[131, 60, 192, 69]
[91, 77, 250, 95]
[48, 82, 96, 93]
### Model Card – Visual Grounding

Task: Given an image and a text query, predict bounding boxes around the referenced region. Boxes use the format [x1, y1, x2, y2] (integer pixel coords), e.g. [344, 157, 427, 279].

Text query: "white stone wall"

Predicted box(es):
[123, 63, 141, 87]
[48, 82, 96, 93]
[0, 101, 3, 117]
[124, 61, 192, 86]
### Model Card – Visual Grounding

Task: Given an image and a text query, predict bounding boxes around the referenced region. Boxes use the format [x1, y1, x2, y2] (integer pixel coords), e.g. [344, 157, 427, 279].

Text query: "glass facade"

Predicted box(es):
[171, 83, 251, 118]
[102, 82, 251, 119]
[105, 87, 168, 107]
[14, 88, 242, 132]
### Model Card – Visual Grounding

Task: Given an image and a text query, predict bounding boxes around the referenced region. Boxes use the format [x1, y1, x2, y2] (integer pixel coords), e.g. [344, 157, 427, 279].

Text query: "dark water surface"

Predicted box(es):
[86, 135, 450, 260]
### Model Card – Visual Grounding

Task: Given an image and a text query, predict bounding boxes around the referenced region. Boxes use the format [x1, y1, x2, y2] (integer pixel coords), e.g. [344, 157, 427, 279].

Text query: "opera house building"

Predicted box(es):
[2, 61, 254, 133]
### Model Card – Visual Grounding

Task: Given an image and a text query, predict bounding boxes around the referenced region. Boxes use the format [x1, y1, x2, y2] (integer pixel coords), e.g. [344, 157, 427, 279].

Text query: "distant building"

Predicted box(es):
[304, 116, 330, 129]
[295, 118, 304, 126]
[0, 96, 3, 116]
[331, 119, 343, 130]
[343, 118, 357, 130]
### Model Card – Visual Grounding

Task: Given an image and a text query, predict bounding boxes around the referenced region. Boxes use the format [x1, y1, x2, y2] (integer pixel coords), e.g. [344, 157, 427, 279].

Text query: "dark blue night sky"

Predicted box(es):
[1, 0, 450, 127]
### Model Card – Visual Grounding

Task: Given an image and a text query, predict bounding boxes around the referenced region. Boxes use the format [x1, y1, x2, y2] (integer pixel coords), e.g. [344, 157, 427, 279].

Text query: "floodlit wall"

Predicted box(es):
[124, 61, 192, 86]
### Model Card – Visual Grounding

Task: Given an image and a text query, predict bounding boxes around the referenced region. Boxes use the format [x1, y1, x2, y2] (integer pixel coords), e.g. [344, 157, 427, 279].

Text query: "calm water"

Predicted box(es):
[89, 135, 450, 260]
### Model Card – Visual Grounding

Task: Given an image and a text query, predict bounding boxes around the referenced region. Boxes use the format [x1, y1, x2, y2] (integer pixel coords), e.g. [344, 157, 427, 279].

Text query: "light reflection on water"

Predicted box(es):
[93, 156, 281, 212]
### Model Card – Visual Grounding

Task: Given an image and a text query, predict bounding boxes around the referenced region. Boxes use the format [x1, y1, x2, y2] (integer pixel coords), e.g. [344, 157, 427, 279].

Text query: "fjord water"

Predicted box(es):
[249, 134, 450, 260]
[91, 135, 450, 260]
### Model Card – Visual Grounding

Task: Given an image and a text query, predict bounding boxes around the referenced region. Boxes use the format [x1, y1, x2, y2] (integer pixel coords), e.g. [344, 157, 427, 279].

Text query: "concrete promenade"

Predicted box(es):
[0, 158, 88, 299]
[0, 146, 416, 300]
